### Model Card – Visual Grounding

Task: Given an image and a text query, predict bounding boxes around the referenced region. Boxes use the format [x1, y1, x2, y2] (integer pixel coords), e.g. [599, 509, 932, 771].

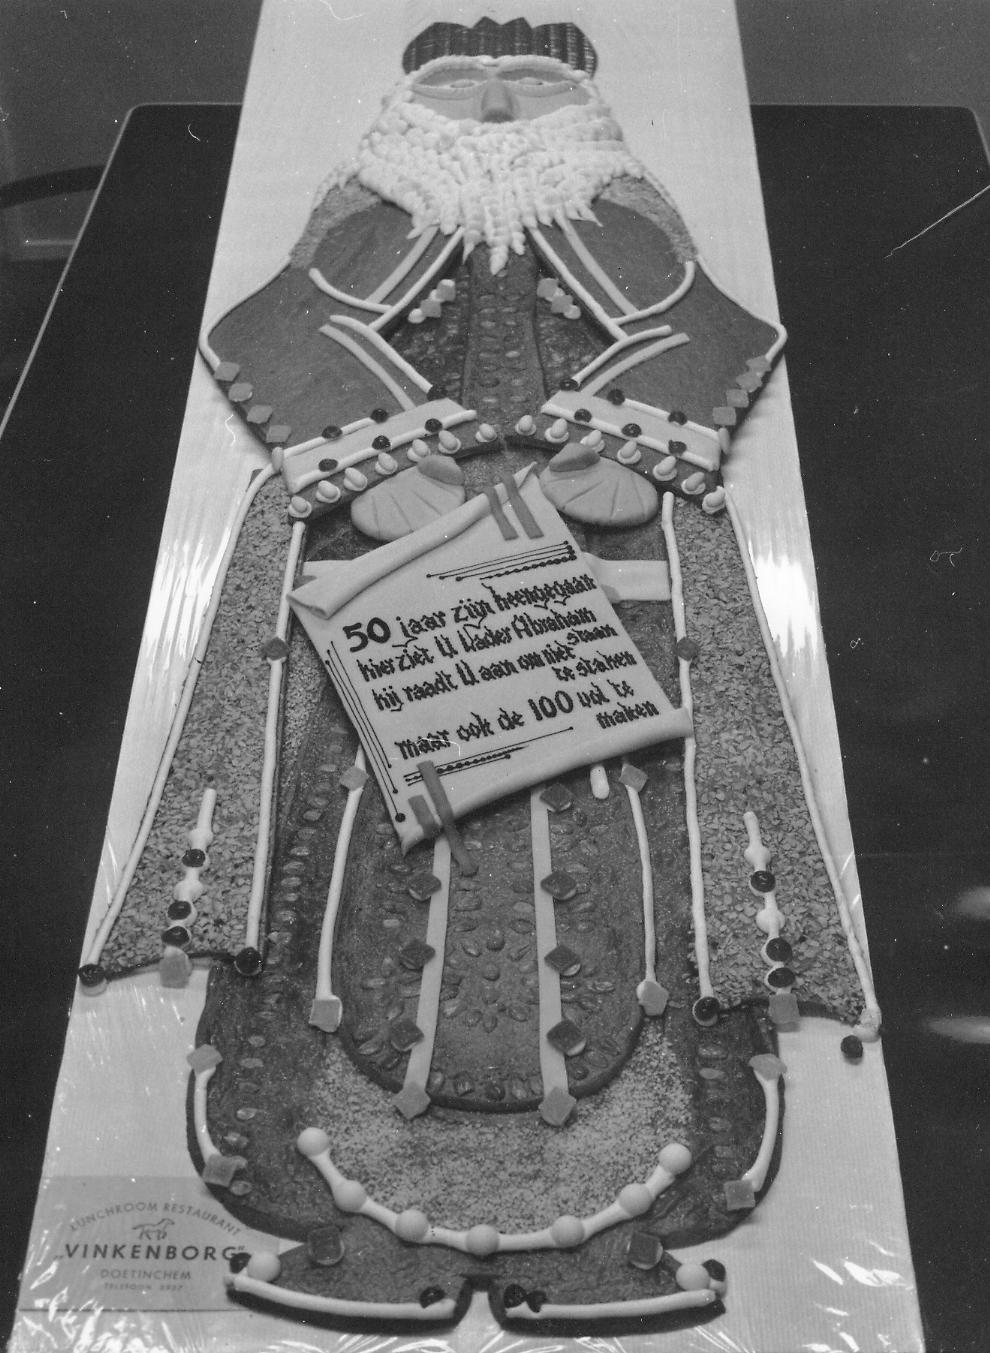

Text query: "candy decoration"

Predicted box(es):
[744, 812, 798, 1006]
[676, 1263, 713, 1292]
[159, 786, 215, 985]
[692, 995, 720, 1027]
[234, 946, 263, 977]
[245, 1251, 281, 1283]
[307, 1224, 345, 1266]
[77, 963, 108, 996]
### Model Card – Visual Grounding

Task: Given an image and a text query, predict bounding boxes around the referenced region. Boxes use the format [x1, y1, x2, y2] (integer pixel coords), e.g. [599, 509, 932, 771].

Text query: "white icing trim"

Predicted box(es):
[82, 467, 279, 972]
[541, 392, 719, 473]
[327, 315, 435, 394]
[559, 217, 638, 315]
[508, 1289, 719, 1321]
[287, 406, 478, 494]
[531, 787, 569, 1113]
[318, 324, 417, 411]
[723, 489, 881, 1030]
[528, 226, 626, 341]
[624, 775, 658, 992]
[299, 1134, 690, 1254]
[280, 419, 373, 465]
[311, 748, 368, 1023]
[661, 495, 714, 1000]
[572, 325, 674, 385]
[370, 229, 466, 332]
[367, 226, 440, 303]
[621, 392, 720, 447]
[614, 260, 698, 326]
[244, 518, 308, 953]
[744, 811, 783, 940]
[307, 266, 390, 312]
[743, 1060, 783, 1192]
[192, 1064, 220, 1162]
[582, 333, 691, 396]
[226, 1270, 458, 1321]
[396, 835, 452, 1110]
[695, 256, 788, 366]
[636, 165, 788, 366]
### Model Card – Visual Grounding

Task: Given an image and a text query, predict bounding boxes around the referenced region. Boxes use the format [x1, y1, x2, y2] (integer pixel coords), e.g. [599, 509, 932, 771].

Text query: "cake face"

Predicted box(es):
[409, 55, 592, 123]
[76, 13, 877, 1332]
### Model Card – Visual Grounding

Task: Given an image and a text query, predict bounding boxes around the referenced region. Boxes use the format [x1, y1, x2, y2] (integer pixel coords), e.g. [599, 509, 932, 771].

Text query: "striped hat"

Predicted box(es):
[402, 17, 597, 76]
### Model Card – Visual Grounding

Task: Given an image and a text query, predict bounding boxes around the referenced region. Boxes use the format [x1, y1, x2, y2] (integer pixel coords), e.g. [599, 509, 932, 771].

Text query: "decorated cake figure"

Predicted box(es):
[79, 16, 878, 1328]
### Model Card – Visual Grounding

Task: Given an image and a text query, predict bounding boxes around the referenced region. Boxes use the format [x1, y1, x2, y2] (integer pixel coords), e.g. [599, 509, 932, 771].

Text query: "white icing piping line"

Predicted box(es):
[744, 811, 783, 939]
[559, 216, 639, 315]
[572, 325, 674, 386]
[722, 488, 881, 1036]
[508, 1289, 718, 1322]
[288, 408, 479, 492]
[743, 1059, 783, 1193]
[624, 774, 658, 995]
[193, 1064, 220, 1163]
[581, 333, 691, 397]
[295, 1131, 693, 1254]
[540, 397, 716, 473]
[369, 229, 466, 333]
[307, 267, 389, 313]
[530, 787, 570, 1121]
[367, 226, 438, 304]
[309, 748, 368, 1032]
[244, 517, 308, 953]
[318, 325, 417, 411]
[278, 418, 373, 466]
[82, 466, 278, 971]
[661, 494, 714, 1000]
[632, 169, 788, 366]
[226, 1271, 458, 1322]
[615, 260, 698, 326]
[529, 226, 626, 341]
[395, 835, 452, 1116]
[329, 315, 436, 394]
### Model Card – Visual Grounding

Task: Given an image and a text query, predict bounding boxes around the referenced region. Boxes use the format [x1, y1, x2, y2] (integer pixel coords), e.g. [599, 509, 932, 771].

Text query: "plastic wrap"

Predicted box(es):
[12, 1, 923, 1349]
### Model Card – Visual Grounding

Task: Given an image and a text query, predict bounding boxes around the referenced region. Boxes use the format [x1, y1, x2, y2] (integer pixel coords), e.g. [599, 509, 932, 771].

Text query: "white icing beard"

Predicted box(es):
[349, 87, 644, 274]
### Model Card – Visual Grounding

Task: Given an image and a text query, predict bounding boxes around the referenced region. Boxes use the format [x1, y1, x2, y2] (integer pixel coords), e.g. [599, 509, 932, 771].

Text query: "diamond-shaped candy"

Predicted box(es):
[627, 1231, 664, 1269]
[540, 783, 574, 813]
[724, 1178, 756, 1211]
[544, 944, 582, 977]
[407, 872, 442, 902]
[203, 1153, 246, 1188]
[541, 870, 577, 901]
[389, 1017, 425, 1051]
[539, 1085, 577, 1126]
[547, 1018, 586, 1056]
[399, 939, 435, 971]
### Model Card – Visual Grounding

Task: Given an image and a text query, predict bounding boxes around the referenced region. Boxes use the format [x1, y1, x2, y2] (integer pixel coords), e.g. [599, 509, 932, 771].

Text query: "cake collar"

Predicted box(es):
[402, 17, 597, 77]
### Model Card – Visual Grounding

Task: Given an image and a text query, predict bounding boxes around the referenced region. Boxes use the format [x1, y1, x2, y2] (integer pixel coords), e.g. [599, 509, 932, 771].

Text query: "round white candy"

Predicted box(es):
[296, 1127, 330, 1157]
[246, 1251, 282, 1283]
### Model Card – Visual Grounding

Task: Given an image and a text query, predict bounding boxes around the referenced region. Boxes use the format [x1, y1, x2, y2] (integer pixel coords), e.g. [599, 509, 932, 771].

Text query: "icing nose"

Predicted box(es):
[480, 79, 514, 122]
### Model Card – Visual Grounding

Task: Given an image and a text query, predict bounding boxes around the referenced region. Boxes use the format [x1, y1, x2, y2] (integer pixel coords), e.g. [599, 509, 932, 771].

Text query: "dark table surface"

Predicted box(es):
[2, 102, 990, 1352]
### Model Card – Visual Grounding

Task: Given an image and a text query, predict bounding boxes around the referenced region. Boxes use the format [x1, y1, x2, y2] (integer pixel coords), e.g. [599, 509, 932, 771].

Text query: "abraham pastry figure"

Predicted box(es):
[82, 16, 877, 1328]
